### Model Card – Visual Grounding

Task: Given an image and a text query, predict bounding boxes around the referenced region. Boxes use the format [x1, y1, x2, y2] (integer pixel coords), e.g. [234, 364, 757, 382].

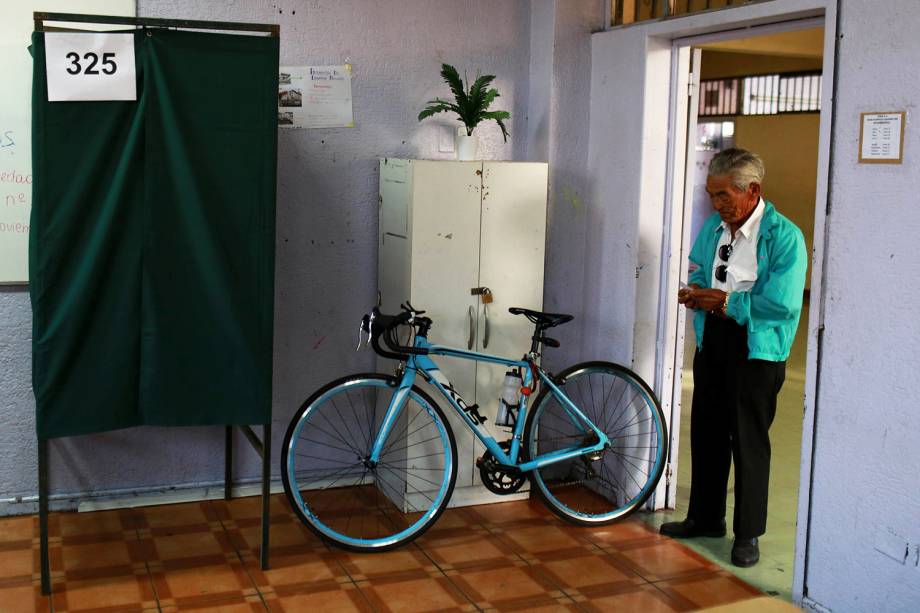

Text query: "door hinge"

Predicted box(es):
[665, 462, 673, 486]
[687, 75, 696, 97]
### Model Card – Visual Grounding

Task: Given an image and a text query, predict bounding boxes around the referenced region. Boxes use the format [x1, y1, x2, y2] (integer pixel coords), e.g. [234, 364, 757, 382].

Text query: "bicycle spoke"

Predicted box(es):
[528, 365, 665, 524]
[285, 378, 453, 550]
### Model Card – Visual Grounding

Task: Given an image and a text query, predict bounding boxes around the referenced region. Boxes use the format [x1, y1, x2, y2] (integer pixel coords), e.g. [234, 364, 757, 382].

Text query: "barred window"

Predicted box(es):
[699, 72, 822, 117]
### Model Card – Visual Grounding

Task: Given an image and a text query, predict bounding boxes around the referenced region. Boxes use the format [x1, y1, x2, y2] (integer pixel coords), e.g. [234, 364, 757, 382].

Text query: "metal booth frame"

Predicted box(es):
[33, 12, 280, 596]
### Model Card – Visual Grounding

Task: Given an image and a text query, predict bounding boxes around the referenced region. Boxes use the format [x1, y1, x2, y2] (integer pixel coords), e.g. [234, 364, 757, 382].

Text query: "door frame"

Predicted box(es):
[597, 0, 837, 605]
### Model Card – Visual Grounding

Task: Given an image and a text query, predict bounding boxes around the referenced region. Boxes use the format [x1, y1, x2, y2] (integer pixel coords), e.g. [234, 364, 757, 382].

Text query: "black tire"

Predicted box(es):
[524, 361, 668, 526]
[281, 373, 457, 552]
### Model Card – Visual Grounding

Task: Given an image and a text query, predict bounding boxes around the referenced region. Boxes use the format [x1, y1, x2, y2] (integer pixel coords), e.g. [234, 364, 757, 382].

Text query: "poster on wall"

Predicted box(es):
[0, 0, 135, 284]
[278, 65, 354, 129]
[858, 111, 905, 164]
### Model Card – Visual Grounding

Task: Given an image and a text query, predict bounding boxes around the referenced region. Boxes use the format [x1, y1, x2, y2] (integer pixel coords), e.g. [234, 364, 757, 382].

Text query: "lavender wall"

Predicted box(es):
[0, 0, 604, 513]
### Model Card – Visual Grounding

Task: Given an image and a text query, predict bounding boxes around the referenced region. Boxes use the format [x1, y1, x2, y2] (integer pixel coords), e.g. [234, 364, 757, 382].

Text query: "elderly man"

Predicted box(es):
[659, 148, 807, 568]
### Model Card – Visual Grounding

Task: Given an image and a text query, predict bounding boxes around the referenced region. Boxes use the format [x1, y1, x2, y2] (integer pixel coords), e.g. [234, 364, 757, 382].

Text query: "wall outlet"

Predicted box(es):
[438, 125, 455, 153]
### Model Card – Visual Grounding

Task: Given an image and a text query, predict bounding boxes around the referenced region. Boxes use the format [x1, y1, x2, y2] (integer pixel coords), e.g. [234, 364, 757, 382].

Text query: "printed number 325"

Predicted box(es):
[65, 52, 117, 75]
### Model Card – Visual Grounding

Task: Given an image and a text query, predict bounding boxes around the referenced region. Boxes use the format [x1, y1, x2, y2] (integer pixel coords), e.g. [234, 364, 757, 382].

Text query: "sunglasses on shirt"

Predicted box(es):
[715, 243, 733, 283]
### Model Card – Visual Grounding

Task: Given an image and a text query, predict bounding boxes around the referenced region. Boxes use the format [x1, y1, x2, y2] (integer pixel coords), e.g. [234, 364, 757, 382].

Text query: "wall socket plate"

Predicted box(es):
[438, 125, 455, 153]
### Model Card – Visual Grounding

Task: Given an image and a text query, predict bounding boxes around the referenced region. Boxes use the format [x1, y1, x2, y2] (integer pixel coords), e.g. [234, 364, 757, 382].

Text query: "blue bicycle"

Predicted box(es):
[281, 303, 667, 551]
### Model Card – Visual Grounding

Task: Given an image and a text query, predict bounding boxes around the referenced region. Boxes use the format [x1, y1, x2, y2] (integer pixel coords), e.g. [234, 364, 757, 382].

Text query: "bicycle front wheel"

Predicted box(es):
[282, 374, 457, 551]
[524, 361, 667, 525]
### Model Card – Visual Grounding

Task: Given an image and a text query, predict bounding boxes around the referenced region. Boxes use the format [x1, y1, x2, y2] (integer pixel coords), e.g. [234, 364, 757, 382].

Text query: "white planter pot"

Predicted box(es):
[456, 131, 478, 161]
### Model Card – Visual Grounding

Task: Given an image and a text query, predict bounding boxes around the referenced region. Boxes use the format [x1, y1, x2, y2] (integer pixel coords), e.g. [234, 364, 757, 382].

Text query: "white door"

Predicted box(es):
[655, 46, 702, 510]
[410, 160, 483, 487]
[475, 163, 548, 456]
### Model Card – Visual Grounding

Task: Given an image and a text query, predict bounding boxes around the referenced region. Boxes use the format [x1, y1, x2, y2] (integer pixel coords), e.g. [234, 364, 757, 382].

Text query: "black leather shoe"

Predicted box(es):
[659, 518, 726, 538]
[731, 538, 760, 567]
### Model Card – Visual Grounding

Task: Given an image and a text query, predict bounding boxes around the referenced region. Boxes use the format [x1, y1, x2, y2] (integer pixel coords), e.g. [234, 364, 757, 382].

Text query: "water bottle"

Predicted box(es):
[495, 369, 522, 427]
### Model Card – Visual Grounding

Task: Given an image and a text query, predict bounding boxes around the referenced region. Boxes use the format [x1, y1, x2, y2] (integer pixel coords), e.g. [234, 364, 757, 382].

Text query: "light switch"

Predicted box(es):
[438, 125, 455, 153]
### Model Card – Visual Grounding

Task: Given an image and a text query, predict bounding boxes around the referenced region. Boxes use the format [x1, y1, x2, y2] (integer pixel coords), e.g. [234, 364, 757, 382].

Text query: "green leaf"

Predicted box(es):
[480, 111, 511, 141]
[416, 63, 511, 140]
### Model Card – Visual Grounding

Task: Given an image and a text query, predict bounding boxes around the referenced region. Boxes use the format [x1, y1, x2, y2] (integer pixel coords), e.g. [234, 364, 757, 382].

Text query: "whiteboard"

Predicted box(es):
[0, 1, 135, 284]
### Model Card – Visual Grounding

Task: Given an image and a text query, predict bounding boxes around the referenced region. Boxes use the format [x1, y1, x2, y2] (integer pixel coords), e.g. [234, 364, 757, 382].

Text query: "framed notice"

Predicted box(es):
[859, 111, 905, 164]
[278, 65, 354, 129]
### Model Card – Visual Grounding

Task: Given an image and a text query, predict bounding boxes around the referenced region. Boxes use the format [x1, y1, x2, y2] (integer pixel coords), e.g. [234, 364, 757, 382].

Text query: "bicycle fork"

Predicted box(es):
[367, 367, 418, 466]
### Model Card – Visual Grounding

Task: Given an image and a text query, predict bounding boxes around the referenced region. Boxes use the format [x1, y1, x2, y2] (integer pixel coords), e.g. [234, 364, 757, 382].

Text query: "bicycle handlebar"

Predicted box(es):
[361, 304, 431, 361]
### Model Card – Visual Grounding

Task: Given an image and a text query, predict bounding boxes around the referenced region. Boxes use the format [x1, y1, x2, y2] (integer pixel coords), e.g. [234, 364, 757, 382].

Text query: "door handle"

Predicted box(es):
[483, 304, 490, 349]
[468, 306, 475, 350]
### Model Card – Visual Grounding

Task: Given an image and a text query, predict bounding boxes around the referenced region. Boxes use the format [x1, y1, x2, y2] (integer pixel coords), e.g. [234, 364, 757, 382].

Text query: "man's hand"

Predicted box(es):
[679, 285, 729, 315]
[687, 288, 728, 314]
[678, 284, 700, 309]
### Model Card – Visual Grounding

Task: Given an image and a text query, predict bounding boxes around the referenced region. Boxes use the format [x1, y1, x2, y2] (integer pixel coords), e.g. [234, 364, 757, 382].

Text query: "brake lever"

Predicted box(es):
[355, 313, 371, 351]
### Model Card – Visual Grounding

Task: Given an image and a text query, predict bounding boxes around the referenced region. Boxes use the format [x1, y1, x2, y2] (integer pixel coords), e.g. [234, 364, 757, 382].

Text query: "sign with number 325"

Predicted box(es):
[45, 33, 136, 102]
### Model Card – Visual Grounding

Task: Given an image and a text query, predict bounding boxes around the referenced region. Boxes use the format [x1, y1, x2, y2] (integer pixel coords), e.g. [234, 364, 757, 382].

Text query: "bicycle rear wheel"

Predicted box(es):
[282, 374, 457, 551]
[524, 361, 667, 525]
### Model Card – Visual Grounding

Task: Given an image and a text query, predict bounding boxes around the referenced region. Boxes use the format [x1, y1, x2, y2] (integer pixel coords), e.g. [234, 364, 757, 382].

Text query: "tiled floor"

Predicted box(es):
[640, 301, 810, 600]
[0, 494, 767, 612]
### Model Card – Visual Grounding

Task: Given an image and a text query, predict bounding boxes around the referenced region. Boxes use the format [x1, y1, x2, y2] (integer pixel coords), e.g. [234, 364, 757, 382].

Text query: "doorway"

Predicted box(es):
[639, 25, 825, 600]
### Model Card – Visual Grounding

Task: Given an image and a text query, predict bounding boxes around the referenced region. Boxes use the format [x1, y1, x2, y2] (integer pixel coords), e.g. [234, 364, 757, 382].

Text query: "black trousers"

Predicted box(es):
[687, 314, 785, 539]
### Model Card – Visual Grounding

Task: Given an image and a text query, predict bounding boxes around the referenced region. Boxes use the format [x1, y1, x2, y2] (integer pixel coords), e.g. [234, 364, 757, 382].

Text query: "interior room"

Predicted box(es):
[1, 1, 919, 612]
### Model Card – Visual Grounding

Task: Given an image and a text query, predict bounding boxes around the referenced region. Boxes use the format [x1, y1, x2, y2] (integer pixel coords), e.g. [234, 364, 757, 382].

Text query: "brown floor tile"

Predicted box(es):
[214, 495, 293, 524]
[495, 524, 591, 556]
[654, 571, 762, 609]
[159, 591, 266, 611]
[151, 559, 258, 604]
[0, 582, 51, 613]
[61, 540, 134, 574]
[13, 497, 764, 612]
[580, 518, 663, 548]
[612, 538, 719, 582]
[153, 529, 231, 563]
[58, 509, 136, 540]
[243, 550, 347, 593]
[357, 575, 473, 612]
[271, 585, 372, 612]
[140, 502, 214, 531]
[335, 546, 436, 582]
[468, 499, 551, 526]
[0, 516, 33, 543]
[447, 563, 563, 610]
[577, 583, 687, 613]
[49, 573, 156, 612]
[416, 527, 516, 571]
[529, 549, 643, 592]
[0, 546, 32, 582]
[230, 518, 321, 558]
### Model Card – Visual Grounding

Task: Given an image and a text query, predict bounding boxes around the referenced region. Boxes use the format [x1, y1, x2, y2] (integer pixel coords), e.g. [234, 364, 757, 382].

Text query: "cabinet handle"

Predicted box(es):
[483, 304, 490, 349]
[468, 306, 475, 350]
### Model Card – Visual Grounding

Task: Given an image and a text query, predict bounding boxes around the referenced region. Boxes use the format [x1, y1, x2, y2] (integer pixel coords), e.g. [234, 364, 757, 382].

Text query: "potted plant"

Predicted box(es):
[418, 63, 510, 160]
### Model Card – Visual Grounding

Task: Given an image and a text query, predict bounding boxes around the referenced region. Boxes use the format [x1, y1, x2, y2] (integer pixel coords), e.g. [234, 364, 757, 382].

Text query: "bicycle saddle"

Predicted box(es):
[508, 307, 574, 328]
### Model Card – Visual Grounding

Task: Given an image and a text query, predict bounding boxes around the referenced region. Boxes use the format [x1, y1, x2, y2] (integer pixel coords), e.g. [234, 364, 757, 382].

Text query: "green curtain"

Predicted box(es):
[30, 29, 278, 439]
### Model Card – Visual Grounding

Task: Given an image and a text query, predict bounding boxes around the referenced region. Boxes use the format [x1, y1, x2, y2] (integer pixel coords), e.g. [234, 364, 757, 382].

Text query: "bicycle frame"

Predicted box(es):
[369, 335, 610, 473]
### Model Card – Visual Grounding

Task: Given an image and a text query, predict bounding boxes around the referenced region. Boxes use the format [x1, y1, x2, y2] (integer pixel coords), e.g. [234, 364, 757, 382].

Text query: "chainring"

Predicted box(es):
[477, 441, 527, 495]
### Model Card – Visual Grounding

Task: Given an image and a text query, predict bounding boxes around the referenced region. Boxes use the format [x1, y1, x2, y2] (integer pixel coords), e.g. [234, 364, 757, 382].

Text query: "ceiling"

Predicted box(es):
[698, 27, 824, 59]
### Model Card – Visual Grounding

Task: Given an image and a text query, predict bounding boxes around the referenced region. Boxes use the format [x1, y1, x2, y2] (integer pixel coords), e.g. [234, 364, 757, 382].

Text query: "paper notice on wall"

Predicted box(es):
[859, 112, 905, 164]
[278, 65, 354, 129]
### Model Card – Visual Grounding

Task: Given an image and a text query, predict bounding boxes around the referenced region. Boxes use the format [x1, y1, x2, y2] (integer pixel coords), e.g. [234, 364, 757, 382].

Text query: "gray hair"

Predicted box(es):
[708, 148, 765, 190]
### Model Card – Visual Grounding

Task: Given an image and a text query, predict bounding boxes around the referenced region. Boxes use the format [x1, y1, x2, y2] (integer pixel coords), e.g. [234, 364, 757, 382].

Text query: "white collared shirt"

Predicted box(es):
[711, 198, 765, 292]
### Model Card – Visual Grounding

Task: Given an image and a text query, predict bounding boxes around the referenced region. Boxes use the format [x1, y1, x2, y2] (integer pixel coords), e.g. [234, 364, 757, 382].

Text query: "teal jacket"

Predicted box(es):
[689, 201, 807, 362]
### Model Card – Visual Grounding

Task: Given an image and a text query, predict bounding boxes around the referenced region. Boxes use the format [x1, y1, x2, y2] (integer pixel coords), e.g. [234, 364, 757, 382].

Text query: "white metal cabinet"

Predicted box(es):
[377, 159, 548, 505]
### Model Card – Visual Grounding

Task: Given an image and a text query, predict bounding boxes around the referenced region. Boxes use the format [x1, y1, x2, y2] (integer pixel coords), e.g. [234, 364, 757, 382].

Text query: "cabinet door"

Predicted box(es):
[475, 163, 548, 446]
[410, 161, 483, 487]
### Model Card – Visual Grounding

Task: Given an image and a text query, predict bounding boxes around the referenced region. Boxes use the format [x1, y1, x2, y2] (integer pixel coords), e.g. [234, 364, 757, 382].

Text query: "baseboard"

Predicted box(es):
[0, 479, 530, 517]
[0, 476, 280, 517]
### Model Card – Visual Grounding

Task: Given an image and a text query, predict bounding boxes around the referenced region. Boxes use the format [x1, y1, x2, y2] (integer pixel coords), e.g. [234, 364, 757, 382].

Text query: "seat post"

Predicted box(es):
[529, 323, 544, 354]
